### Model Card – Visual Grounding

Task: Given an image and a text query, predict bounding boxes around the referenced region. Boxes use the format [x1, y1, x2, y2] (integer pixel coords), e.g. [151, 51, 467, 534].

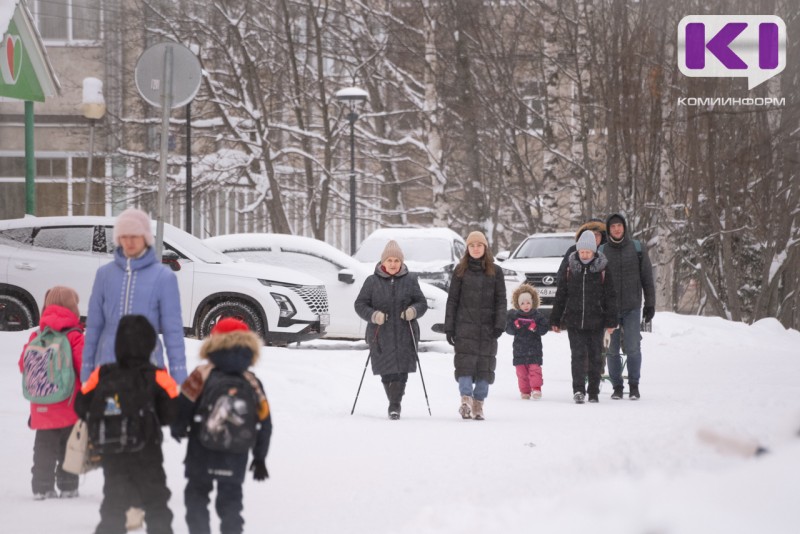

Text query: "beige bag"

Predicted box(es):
[63, 420, 99, 475]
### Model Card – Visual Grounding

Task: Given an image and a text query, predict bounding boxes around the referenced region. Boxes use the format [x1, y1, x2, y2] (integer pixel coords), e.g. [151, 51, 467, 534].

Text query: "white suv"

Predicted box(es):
[204, 232, 449, 341]
[0, 216, 329, 344]
[353, 227, 466, 291]
[499, 232, 576, 316]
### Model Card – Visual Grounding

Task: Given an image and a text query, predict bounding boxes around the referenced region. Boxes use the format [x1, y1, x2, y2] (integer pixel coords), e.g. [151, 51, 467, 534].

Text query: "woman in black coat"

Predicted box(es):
[443, 231, 506, 421]
[354, 240, 428, 420]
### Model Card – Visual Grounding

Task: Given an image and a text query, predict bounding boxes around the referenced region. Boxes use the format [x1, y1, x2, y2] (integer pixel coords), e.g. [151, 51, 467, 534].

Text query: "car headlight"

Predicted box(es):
[270, 293, 297, 319]
[501, 267, 524, 283]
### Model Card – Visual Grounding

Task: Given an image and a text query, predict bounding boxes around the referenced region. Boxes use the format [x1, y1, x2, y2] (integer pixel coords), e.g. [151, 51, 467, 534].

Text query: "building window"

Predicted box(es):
[33, 0, 102, 43]
[0, 154, 106, 219]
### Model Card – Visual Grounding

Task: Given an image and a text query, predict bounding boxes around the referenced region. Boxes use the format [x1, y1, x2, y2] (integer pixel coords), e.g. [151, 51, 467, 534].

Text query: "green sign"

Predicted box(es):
[0, 19, 46, 101]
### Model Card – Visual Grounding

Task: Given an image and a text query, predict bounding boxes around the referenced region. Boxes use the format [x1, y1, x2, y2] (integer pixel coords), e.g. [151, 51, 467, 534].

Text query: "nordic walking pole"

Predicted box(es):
[409, 322, 432, 416]
[350, 352, 371, 415]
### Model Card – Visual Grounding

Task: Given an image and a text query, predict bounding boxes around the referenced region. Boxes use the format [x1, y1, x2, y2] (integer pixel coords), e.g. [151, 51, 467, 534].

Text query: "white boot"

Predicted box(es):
[473, 399, 485, 420]
[126, 507, 145, 531]
[459, 395, 473, 419]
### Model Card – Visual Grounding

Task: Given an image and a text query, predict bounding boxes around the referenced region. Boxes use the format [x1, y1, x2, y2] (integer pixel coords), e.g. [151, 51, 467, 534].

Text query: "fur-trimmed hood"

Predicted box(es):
[199, 329, 262, 365]
[511, 283, 540, 310]
[575, 219, 607, 242]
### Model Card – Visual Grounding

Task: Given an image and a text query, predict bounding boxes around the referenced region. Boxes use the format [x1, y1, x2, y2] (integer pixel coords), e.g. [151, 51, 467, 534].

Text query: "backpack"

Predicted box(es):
[21, 326, 81, 404]
[194, 370, 260, 454]
[87, 366, 159, 455]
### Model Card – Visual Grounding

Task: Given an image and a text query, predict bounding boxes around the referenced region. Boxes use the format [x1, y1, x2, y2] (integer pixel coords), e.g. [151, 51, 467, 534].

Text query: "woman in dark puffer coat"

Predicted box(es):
[354, 240, 428, 420]
[444, 231, 506, 421]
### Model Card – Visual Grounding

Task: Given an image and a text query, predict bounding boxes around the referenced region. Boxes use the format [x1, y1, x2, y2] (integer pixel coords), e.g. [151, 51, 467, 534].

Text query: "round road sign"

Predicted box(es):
[134, 42, 201, 108]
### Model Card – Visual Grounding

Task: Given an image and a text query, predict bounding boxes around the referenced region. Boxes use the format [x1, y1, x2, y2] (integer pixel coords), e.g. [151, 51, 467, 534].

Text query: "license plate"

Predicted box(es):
[536, 286, 557, 298]
[319, 313, 330, 326]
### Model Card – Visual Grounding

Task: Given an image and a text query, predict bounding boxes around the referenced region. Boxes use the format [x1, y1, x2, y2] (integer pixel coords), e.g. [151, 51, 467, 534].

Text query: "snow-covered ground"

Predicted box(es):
[2, 312, 798, 533]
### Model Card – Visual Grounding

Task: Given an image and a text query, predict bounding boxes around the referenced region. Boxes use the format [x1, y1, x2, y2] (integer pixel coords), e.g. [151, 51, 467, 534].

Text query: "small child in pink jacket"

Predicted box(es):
[19, 286, 84, 500]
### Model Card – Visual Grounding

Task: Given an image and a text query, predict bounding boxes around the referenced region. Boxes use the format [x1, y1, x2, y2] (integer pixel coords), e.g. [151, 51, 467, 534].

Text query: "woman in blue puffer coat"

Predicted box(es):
[81, 208, 187, 385]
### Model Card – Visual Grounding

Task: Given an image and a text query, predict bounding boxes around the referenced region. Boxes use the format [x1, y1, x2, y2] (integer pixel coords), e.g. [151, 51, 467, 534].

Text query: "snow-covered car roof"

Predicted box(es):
[205, 233, 361, 270]
[353, 227, 465, 266]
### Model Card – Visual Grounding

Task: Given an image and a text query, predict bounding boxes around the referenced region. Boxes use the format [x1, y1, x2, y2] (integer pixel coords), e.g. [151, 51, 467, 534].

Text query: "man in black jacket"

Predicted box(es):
[601, 213, 656, 400]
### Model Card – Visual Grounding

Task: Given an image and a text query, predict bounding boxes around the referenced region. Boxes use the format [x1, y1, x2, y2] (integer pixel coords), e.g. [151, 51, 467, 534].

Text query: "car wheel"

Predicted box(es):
[0, 294, 35, 331]
[198, 300, 265, 341]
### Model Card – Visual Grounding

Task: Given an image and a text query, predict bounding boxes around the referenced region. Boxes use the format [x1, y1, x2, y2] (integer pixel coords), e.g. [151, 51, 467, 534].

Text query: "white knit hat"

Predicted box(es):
[576, 230, 597, 253]
[113, 208, 154, 247]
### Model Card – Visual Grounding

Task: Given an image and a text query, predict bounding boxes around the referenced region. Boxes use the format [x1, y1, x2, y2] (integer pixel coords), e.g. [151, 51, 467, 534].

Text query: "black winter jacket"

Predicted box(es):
[444, 258, 507, 383]
[550, 253, 618, 331]
[505, 309, 549, 366]
[354, 263, 428, 376]
[172, 344, 272, 484]
[74, 361, 178, 459]
[602, 213, 656, 312]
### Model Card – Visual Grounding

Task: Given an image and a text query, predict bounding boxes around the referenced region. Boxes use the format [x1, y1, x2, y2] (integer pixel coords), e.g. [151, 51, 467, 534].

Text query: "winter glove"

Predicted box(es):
[642, 306, 655, 323]
[514, 319, 522, 329]
[446, 333, 455, 346]
[371, 311, 386, 325]
[494, 328, 504, 339]
[250, 459, 269, 481]
[400, 307, 417, 321]
[603, 330, 611, 349]
[527, 320, 537, 331]
[170, 424, 186, 443]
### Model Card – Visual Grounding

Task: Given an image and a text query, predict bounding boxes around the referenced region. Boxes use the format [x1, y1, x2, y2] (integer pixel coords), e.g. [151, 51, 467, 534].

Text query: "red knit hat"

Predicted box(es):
[211, 317, 250, 335]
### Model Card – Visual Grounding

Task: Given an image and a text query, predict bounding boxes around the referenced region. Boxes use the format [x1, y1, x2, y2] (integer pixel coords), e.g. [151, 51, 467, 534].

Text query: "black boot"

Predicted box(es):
[387, 381, 406, 420]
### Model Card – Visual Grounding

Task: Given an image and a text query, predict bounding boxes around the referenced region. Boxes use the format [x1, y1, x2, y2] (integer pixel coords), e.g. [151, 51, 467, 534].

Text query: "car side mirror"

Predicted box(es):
[496, 250, 509, 262]
[338, 269, 355, 284]
[161, 251, 181, 272]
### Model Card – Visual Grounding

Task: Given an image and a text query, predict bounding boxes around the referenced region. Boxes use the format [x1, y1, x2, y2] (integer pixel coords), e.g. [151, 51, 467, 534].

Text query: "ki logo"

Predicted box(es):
[677, 15, 786, 90]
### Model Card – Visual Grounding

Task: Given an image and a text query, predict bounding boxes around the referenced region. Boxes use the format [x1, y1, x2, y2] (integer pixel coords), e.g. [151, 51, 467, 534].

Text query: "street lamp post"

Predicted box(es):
[335, 87, 368, 255]
[81, 78, 106, 216]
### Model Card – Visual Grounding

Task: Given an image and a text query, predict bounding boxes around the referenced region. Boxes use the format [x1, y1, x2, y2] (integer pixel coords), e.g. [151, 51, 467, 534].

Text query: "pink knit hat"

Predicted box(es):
[113, 208, 154, 247]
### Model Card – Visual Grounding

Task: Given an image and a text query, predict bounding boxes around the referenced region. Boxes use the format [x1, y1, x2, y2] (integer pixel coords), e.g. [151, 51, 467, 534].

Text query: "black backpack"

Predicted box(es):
[194, 370, 260, 454]
[87, 366, 159, 455]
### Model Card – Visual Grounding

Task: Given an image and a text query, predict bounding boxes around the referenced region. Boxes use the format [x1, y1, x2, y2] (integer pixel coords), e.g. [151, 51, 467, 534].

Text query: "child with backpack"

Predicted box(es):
[19, 286, 84, 500]
[171, 317, 272, 534]
[550, 231, 618, 404]
[505, 284, 549, 400]
[75, 314, 179, 534]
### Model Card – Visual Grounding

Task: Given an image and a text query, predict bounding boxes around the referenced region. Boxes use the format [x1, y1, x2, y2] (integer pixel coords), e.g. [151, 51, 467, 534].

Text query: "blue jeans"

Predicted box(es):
[458, 376, 489, 401]
[606, 308, 642, 388]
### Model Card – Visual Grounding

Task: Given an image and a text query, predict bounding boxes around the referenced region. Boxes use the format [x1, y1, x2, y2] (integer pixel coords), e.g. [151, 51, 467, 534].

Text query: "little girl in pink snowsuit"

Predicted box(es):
[505, 284, 549, 399]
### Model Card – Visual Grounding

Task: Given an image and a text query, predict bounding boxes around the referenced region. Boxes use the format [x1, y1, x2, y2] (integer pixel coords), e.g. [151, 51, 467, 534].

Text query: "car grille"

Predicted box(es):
[295, 285, 329, 314]
[524, 273, 558, 304]
[524, 272, 558, 285]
